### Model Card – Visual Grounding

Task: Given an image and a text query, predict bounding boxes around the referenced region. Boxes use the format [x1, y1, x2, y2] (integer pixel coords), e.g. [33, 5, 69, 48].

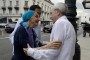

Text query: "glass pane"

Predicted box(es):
[86, 3, 90, 8]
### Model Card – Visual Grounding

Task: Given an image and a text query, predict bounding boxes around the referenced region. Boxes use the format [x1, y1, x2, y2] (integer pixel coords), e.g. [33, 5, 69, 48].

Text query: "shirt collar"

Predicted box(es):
[57, 15, 67, 21]
[53, 15, 67, 27]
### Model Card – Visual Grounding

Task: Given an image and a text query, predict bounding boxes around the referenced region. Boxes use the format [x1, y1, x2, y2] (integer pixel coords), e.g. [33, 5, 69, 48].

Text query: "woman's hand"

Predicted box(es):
[23, 44, 30, 55]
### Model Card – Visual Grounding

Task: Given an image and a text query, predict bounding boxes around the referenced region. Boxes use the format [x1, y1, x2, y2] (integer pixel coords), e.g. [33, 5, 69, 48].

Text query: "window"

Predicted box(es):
[33, 0, 35, 2]
[85, 16, 86, 18]
[10, 1, 12, 6]
[16, 10, 19, 14]
[0, 17, 7, 23]
[3, 10, 5, 14]
[37, 2, 39, 5]
[9, 10, 12, 14]
[16, 1, 19, 5]
[33, 0, 35, 4]
[2, 0, 6, 6]
[25, 1, 28, 6]
[15, 19, 18, 21]
[8, 19, 13, 23]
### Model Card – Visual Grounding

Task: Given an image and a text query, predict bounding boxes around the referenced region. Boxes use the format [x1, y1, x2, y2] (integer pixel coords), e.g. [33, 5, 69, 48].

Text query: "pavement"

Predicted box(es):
[77, 33, 90, 60]
[0, 29, 9, 39]
[0, 26, 90, 60]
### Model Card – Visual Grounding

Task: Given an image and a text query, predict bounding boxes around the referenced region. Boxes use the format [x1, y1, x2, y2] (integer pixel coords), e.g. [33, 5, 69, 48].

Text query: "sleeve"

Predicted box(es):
[52, 22, 65, 43]
[27, 22, 65, 60]
[27, 48, 60, 60]
[33, 24, 41, 40]
[9, 34, 14, 44]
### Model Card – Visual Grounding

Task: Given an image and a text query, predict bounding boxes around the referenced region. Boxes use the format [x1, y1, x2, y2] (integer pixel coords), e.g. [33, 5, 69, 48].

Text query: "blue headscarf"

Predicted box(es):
[20, 10, 35, 30]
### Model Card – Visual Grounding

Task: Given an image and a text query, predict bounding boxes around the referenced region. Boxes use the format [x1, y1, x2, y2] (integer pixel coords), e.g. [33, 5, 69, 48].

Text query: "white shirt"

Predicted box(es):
[27, 16, 76, 60]
[9, 18, 41, 44]
[9, 18, 22, 44]
[33, 23, 41, 40]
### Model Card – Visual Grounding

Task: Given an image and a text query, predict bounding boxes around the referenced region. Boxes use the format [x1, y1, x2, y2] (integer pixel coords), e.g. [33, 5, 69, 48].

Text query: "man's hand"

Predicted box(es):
[23, 41, 62, 55]
[44, 41, 62, 49]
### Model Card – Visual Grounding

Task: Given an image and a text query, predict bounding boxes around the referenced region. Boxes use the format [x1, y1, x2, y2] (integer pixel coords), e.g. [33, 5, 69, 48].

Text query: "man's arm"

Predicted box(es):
[23, 40, 61, 60]
[27, 48, 60, 60]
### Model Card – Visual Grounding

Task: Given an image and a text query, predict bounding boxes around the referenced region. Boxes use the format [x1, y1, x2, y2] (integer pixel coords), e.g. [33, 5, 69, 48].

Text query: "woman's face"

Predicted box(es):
[29, 12, 40, 28]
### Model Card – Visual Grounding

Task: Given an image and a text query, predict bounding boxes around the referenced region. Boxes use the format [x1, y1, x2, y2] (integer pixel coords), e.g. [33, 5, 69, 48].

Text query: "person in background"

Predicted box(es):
[82, 21, 90, 37]
[29, 5, 44, 47]
[23, 2, 76, 60]
[11, 10, 61, 60]
[30, 5, 42, 44]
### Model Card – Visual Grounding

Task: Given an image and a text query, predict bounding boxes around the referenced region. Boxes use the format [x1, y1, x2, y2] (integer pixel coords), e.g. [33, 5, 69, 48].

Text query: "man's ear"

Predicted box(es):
[58, 10, 62, 16]
[56, 10, 60, 16]
[57, 12, 61, 16]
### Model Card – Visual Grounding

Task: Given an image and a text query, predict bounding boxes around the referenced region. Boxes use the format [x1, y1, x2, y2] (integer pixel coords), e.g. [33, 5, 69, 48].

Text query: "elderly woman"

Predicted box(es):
[11, 10, 61, 60]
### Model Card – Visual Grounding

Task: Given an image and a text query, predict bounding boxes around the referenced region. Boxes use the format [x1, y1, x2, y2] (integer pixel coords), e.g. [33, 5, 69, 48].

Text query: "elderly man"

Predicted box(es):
[24, 2, 76, 60]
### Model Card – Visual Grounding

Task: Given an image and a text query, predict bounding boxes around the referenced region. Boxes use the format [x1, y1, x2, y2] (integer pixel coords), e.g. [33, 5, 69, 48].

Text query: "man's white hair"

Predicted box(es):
[53, 2, 68, 15]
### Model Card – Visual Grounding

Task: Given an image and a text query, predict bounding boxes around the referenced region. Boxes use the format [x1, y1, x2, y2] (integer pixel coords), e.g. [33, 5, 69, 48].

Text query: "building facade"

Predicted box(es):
[0, 0, 53, 25]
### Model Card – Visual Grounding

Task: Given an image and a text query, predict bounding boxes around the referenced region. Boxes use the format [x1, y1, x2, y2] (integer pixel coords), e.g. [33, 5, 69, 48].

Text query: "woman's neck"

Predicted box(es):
[28, 21, 33, 28]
